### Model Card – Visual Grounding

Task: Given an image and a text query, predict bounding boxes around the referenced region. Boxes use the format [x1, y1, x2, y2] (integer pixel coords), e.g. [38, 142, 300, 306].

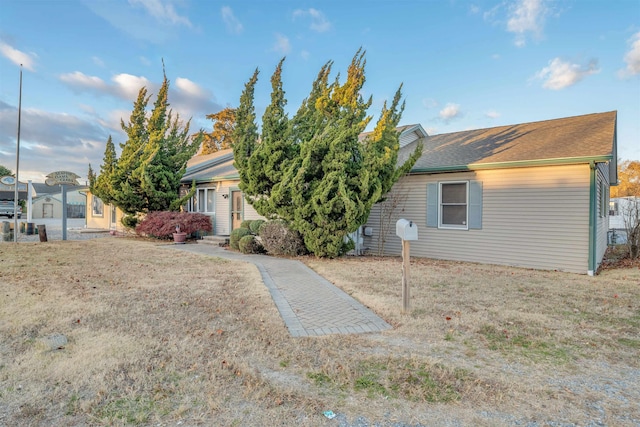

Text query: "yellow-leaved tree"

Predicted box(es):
[199, 107, 236, 155]
[611, 160, 640, 197]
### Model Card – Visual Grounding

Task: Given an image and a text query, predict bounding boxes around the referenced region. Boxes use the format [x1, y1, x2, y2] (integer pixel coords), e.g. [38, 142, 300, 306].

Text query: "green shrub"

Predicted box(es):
[230, 227, 251, 250]
[249, 219, 266, 234]
[121, 215, 139, 229]
[258, 220, 307, 256]
[238, 235, 265, 254]
[240, 220, 253, 230]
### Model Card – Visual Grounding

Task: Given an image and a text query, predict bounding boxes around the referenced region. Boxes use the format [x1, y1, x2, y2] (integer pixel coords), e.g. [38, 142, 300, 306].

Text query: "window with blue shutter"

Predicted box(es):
[427, 180, 482, 230]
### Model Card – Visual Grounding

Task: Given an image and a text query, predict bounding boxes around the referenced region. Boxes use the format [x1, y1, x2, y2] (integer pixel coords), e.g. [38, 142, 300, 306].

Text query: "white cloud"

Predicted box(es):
[491, 53, 501, 60]
[485, 110, 501, 119]
[140, 56, 152, 66]
[439, 103, 462, 122]
[0, 41, 37, 71]
[506, 0, 548, 47]
[60, 71, 109, 92]
[112, 73, 153, 99]
[619, 31, 640, 78]
[469, 4, 480, 14]
[272, 34, 291, 54]
[293, 8, 331, 32]
[128, 0, 192, 27]
[221, 6, 243, 34]
[300, 50, 310, 60]
[534, 57, 600, 90]
[0, 101, 110, 180]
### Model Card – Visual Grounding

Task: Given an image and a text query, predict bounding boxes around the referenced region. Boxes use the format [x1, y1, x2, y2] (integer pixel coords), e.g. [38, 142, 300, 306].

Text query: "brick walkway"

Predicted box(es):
[168, 243, 391, 337]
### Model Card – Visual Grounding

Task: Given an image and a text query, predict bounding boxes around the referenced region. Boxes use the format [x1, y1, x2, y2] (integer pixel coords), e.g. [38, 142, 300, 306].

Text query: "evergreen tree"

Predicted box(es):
[233, 68, 259, 196]
[0, 165, 12, 177]
[245, 58, 293, 216]
[90, 135, 117, 204]
[92, 71, 200, 219]
[235, 49, 422, 257]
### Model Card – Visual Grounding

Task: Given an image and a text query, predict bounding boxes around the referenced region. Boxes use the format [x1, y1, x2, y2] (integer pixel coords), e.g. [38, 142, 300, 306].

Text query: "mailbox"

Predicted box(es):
[396, 218, 418, 241]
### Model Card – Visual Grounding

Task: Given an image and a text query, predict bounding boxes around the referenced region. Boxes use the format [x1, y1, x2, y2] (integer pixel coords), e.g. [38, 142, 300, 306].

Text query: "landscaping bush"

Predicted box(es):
[121, 214, 139, 229]
[136, 211, 213, 239]
[240, 220, 253, 230]
[229, 227, 251, 250]
[249, 219, 266, 234]
[238, 235, 265, 254]
[258, 220, 307, 256]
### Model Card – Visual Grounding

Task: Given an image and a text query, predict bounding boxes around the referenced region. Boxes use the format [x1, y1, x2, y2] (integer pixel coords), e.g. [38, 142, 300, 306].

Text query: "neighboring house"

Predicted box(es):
[30, 183, 87, 219]
[363, 111, 617, 275]
[608, 196, 640, 244]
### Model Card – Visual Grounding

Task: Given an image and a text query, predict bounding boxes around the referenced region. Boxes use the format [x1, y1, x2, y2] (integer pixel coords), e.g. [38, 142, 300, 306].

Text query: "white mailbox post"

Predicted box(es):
[396, 219, 418, 312]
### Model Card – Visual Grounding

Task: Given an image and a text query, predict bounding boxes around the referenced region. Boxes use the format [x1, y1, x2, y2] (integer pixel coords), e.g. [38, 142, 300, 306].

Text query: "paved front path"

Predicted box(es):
[167, 243, 392, 337]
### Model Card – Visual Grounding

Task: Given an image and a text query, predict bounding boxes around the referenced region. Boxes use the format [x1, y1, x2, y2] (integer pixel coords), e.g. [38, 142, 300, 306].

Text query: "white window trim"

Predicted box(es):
[438, 180, 469, 230]
[190, 187, 216, 214]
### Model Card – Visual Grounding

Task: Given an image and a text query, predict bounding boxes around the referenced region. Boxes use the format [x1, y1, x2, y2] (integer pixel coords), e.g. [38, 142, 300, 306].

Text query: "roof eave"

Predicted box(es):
[410, 155, 614, 174]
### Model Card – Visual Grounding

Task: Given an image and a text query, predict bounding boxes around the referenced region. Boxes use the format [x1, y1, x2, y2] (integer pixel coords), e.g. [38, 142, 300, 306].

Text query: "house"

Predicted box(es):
[608, 196, 640, 244]
[85, 190, 126, 232]
[30, 183, 87, 219]
[363, 111, 617, 275]
[179, 149, 263, 235]
[178, 125, 429, 237]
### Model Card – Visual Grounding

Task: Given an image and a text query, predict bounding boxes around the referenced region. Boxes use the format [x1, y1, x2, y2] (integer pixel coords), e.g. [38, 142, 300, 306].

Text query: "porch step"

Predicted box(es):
[198, 235, 229, 247]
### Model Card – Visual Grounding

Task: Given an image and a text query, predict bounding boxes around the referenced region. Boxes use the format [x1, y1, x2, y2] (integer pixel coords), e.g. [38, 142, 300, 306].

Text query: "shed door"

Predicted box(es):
[43, 203, 53, 218]
[231, 191, 243, 231]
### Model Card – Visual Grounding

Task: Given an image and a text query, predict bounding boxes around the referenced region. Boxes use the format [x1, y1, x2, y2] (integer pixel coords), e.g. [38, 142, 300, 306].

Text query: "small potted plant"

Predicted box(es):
[172, 224, 187, 244]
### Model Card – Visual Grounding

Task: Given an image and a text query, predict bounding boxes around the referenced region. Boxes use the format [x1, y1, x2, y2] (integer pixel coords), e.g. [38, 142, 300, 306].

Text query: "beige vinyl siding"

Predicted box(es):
[209, 180, 265, 235]
[364, 164, 592, 274]
[399, 130, 419, 148]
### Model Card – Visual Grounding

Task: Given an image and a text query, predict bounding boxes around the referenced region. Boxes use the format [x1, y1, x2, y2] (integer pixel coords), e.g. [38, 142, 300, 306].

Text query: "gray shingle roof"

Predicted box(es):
[407, 111, 617, 172]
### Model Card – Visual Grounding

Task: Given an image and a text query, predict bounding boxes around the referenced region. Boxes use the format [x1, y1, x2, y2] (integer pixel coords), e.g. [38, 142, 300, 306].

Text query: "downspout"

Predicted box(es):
[588, 161, 596, 276]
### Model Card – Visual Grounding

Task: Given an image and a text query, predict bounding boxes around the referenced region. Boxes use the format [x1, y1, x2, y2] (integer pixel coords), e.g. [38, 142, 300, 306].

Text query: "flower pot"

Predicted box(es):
[173, 232, 187, 244]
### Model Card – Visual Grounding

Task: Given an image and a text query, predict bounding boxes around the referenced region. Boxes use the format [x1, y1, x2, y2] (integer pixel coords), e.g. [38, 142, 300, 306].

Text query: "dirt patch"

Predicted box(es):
[1, 238, 638, 426]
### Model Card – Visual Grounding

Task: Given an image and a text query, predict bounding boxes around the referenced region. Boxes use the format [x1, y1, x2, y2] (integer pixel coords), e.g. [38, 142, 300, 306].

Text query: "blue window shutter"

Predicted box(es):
[426, 183, 438, 227]
[469, 180, 483, 229]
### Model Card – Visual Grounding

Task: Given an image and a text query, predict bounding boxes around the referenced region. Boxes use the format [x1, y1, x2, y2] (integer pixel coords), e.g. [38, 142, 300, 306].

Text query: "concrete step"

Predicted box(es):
[198, 235, 229, 246]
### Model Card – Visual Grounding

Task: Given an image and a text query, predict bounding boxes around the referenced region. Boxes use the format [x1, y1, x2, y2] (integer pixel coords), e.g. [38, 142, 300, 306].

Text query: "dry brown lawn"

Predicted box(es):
[0, 238, 638, 426]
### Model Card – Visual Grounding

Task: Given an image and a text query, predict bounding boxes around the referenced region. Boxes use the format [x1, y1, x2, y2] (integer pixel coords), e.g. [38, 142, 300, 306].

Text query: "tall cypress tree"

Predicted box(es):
[233, 68, 259, 195]
[90, 135, 118, 205]
[92, 71, 200, 219]
[234, 50, 422, 257]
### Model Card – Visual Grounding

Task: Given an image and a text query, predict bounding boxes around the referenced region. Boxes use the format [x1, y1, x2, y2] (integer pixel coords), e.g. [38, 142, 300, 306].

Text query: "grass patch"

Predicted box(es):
[97, 395, 158, 424]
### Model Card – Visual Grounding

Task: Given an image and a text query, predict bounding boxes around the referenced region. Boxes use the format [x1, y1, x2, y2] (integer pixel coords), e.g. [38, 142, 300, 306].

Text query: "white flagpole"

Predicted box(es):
[13, 64, 23, 243]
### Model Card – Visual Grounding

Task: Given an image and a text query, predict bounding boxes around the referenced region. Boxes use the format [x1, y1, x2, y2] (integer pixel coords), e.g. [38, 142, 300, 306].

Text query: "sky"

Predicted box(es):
[0, 0, 639, 184]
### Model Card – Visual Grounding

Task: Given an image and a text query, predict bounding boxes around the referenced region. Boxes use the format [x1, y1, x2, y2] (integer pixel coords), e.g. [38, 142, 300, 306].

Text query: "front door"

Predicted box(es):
[110, 205, 117, 229]
[231, 190, 243, 231]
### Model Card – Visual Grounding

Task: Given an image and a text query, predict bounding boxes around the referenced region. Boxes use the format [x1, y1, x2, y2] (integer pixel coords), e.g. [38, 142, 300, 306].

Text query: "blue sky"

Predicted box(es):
[0, 0, 638, 183]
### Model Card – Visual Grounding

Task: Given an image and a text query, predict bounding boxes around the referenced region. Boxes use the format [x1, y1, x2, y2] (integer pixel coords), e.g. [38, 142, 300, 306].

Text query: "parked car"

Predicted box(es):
[0, 201, 22, 218]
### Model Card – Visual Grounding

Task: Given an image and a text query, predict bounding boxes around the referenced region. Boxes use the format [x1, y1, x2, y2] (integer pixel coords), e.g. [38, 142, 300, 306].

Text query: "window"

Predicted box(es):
[609, 201, 618, 216]
[190, 187, 215, 213]
[92, 196, 104, 217]
[427, 180, 482, 230]
[599, 181, 607, 218]
[440, 182, 467, 228]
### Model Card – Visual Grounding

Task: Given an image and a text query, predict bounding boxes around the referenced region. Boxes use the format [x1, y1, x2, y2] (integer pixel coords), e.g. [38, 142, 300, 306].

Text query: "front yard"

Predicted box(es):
[0, 238, 638, 426]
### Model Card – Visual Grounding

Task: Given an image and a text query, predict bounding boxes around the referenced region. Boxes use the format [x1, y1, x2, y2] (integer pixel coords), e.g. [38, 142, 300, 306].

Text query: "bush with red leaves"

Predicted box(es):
[135, 211, 213, 239]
